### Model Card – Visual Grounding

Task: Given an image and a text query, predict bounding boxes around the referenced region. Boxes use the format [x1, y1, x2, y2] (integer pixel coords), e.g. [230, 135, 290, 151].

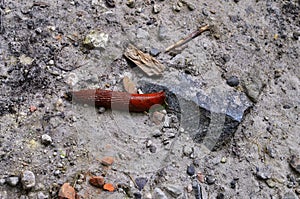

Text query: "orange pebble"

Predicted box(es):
[103, 183, 115, 192]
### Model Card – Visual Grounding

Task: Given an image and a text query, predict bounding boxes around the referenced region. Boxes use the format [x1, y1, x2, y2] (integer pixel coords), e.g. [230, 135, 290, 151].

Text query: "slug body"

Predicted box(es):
[67, 89, 166, 112]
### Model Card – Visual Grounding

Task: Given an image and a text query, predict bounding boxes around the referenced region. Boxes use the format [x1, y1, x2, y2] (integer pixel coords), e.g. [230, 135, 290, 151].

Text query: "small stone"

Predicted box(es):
[133, 192, 142, 199]
[54, 170, 61, 176]
[149, 145, 157, 153]
[165, 185, 183, 197]
[83, 30, 109, 50]
[206, 175, 216, 185]
[153, 188, 168, 199]
[187, 164, 195, 176]
[186, 2, 195, 11]
[151, 111, 165, 125]
[226, 76, 239, 87]
[146, 140, 152, 147]
[217, 193, 225, 199]
[183, 145, 193, 156]
[89, 176, 105, 188]
[293, 32, 300, 40]
[126, 0, 135, 8]
[158, 25, 168, 41]
[6, 176, 19, 187]
[101, 156, 114, 166]
[98, 107, 106, 114]
[230, 179, 237, 189]
[256, 167, 271, 180]
[220, 157, 227, 163]
[105, 0, 115, 7]
[266, 179, 276, 188]
[19, 54, 34, 66]
[0, 178, 6, 185]
[37, 192, 48, 199]
[151, 129, 162, 137]
[29, 105, 37, 112]
[144, 192, 152, 199]
[103, 183, 115, 192]
[289, 155, 300, 174]
[58, 183, 76, 199]
[21, 170, 36, 190]
[41, 134, 52, 145]
[135, 177, 148, 191]
[153, 4, 161, 14]
[149, 48, 160, 57]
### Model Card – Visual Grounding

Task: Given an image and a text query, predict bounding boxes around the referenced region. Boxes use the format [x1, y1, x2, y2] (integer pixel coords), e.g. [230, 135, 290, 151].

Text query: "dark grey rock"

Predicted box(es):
[21, 170, 36, 190]
[149, 145, 157, 153]
[187, 164, 195, 176]
[135, 177, 147, 191]
[206, 175, 216, 185]
[133, 192, 142, 199]
[6, 176, 19, 187]
[226, 76, 239, 87]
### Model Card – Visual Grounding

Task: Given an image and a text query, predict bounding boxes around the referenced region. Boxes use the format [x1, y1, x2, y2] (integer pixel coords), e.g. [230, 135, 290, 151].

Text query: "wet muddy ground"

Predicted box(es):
[0, 0, 299, 198]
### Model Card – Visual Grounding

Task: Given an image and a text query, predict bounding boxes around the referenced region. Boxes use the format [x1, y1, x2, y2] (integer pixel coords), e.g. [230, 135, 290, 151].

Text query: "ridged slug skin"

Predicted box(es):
[66, 89, 166, 112]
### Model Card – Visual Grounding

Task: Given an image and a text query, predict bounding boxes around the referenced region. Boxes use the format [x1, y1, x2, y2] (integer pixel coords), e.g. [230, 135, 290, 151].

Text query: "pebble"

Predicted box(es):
[217, 193, 225, 199]
[266, 179, 276, 188]
[289, 155, 300, 174]
[256, 167, 271, 180]
[230, 179, 238, 189]
[0, 178, 5, 185]
[149, 145, 157, 153]
[135, 177, 148, 191]
[206, 175, 216, 185]
[183, 145, 193, 156]
[21, 170, 36, 190]
[41, 134, 52, 145]
[83, 30, 109, 50]
[153, 187, 168, 199]
[126, 0, 135, 8]
[58, 183, 76, 199]
[153, 4, 161, 14]
[6, 176, 19, 187]
[226, 76, 239, 87]
[221, 157, 227, 163]
[187, 164, 195, 176]
[134, 192, 142, 199]
[149, 48, 160, 57]
[293, 31, 300, 40]
[101, 156, 114, 166]
[165, 185, 183, 197]
[151, 111, 165, 125]
[98, 107, 106, 114]
[89, 176, 105, 188]
[186, 2, 196, 11]
[37, 192, 48, 199]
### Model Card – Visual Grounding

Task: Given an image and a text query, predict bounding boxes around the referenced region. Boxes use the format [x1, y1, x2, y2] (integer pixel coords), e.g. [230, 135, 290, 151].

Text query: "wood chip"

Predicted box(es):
[124, 44, 165, 76]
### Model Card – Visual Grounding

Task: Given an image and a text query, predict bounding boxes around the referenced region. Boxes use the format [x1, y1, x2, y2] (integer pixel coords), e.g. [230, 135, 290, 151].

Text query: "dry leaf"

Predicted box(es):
[124, 44, 165, 76]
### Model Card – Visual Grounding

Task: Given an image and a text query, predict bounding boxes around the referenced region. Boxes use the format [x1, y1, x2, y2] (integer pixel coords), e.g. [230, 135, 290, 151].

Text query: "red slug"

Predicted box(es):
[65, 89, 166, 112]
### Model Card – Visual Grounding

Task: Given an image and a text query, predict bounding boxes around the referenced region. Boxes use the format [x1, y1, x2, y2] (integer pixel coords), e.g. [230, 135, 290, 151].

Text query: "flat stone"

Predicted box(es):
[187, 164, 195, 176]
[150, 48, 160, 57]
[21, 170, 36, 190]
[139, 78, 252, 150]
[89, 176, 104, 188]
[164, 184, 183, 197]
[136, 28, 149, 39]
[101, 156, 114, 166]
[153, 188, 168, 199]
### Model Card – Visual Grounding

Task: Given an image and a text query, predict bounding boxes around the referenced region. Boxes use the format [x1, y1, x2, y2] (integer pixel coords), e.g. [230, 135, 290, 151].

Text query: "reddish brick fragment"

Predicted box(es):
[89, 176, 105, 188]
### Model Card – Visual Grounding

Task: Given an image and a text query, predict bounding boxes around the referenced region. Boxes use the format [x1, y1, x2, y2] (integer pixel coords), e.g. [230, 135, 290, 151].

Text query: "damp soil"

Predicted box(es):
[0, 0, 299, 198]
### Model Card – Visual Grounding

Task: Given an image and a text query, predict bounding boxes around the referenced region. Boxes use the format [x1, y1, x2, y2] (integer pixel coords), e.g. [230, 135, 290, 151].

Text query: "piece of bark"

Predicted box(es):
[124, 44, 165, 76]
[123, 76, 137, 94]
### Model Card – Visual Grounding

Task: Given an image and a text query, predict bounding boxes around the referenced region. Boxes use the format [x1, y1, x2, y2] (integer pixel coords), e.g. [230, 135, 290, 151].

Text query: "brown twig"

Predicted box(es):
[165, 24, 210, 53]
